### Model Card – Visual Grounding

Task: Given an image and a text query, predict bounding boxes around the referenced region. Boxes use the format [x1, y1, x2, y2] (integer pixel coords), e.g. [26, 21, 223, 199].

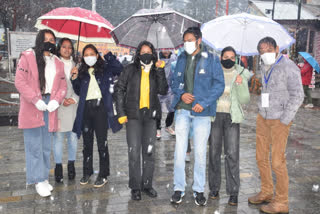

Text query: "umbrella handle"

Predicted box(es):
[76, 22, 82, 56]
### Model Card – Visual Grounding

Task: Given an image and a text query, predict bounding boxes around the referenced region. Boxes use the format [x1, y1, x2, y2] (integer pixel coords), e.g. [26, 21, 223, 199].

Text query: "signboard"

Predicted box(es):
[77, 41, 131, 57]
[9, 31, 37, 58]
[309, 71, 316, 89]
[0, 28, 5, 45]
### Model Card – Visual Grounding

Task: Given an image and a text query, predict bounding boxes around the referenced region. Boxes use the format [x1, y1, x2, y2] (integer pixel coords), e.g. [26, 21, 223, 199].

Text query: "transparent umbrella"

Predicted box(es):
[111, 8, 200, 50]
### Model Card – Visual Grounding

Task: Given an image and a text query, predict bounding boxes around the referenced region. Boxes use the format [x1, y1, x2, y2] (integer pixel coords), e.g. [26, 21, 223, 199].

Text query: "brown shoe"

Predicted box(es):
[248, 192, 273, 204]
[260, 201, 289, 214]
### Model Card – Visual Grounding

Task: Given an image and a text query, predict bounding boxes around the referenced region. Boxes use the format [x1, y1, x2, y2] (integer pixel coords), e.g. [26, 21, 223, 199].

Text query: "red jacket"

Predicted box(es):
[299, 60, 313, 85]
[15, 49, 67, 131]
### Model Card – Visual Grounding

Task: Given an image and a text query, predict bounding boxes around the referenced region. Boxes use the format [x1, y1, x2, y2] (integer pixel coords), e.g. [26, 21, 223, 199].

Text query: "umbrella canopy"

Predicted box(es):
[201, 13, 295, 56]
[35, 7, 114, 43]
[111, 8, 200, 50]
[299, 52, 320, 73]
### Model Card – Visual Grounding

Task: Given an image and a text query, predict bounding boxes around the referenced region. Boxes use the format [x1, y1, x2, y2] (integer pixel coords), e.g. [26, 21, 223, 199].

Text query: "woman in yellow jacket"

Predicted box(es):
[114, 40, 168, 201]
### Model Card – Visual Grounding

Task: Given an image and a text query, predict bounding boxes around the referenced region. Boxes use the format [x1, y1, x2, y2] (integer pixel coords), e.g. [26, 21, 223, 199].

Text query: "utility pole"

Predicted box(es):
[92, 0, 96, 12]
[293, 0, 302, 59]
[161, 0, 164, 8]
[150, 0, 152, 9]
[272, 0, 276, 20]
[297, 0, 302, 31]
[226, 0, 229, 15]
[216, 0, 219, 17]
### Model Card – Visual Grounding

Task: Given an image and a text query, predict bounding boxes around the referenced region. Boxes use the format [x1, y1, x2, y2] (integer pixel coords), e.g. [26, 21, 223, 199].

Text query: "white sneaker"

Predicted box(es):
[156, 129, 161, 139]
[185, 153, 191, 162]
[35, 182, 51, 197]
[44, 180, 53, 191]
[165, 126, 176, 136]
[304, 103, 314, 108]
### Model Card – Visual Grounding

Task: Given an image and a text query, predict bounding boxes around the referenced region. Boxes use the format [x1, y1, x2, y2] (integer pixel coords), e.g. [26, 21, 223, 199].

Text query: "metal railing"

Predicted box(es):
[0, 76, 19, 105]
[0, 98, 19, 105]
[0, 76, 15, 84]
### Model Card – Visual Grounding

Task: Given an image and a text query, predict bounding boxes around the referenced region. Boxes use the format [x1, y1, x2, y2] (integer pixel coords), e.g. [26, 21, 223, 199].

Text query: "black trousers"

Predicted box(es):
[208, 112, 240, 196]
[82, 99, 109, 178]
[126, 108, 156, 190]
[156, 111, 175, 129]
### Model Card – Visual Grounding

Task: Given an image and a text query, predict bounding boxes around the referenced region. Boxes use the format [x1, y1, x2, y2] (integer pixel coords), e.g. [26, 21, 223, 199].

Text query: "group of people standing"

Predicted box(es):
[15, 26, 304, 214]
[15, 29, 122, 197]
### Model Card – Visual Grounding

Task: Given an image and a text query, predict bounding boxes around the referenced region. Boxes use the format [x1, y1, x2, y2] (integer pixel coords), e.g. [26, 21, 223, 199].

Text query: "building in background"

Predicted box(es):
[248, 0, 320, 62]
[77, 42, 131, 58]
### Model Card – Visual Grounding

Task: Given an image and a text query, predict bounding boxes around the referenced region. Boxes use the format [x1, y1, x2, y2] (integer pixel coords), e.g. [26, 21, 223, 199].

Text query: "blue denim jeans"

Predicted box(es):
[53, 131, 78, 164]
[173, 109, 211, 193]
[23, 95, 52, 184]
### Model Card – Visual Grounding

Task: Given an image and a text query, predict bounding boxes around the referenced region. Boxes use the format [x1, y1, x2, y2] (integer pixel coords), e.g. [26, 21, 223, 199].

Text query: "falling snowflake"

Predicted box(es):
[312, 184, 319, 192]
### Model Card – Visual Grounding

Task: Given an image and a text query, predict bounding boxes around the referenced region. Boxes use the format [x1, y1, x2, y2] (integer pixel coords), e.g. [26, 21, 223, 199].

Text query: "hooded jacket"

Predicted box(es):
[15, 49, 67, 132]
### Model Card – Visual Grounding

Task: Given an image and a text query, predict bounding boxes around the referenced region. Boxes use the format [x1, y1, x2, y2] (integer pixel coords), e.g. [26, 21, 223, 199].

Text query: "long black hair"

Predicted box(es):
[133, 40, 158, 67]
[78, 44, 104, 78]
[33, 29, 56, 93]
[57, 38, 76, 63]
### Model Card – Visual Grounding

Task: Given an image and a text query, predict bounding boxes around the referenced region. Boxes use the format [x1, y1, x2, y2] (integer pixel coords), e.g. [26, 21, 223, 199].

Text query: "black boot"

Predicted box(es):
[68, 161, 76, 180]
[54, 163, 63, 183]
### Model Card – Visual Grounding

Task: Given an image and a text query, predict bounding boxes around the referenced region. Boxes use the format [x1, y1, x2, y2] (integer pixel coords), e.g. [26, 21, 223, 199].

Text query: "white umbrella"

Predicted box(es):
[201, 13, 295, 56]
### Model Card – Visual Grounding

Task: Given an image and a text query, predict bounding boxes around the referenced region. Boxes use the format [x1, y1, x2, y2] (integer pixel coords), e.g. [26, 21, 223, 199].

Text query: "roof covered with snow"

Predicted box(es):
[249, 0, 318, 20]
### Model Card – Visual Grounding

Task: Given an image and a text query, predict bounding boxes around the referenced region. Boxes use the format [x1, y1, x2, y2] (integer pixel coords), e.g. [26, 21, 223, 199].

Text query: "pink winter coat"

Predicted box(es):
[15, 49, 67, 132]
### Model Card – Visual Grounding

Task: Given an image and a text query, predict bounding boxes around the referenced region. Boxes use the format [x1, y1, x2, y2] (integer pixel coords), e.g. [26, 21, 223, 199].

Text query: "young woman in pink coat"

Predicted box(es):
[15, 29, 67, 197]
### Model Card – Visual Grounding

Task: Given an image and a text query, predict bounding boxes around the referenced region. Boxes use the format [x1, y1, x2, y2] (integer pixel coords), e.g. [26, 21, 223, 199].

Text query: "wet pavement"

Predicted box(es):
[0, 94, 319, 214]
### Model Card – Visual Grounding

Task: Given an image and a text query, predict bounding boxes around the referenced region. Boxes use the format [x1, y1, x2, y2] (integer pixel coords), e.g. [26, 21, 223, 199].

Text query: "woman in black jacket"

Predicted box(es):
[71, 44, 122, 188]
[114, 40, 168, 200]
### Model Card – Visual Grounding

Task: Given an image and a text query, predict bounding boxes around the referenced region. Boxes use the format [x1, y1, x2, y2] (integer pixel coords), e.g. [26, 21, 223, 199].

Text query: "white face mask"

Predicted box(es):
[84, 56, 97, 67]
[184, 41, 197, 55]
[261, 52, 276, 65]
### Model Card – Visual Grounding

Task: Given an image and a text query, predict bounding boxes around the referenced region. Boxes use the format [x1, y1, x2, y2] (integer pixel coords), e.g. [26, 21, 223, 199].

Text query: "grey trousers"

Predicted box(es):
[126, 108, 156, 190]
[208, 112, 240, 196]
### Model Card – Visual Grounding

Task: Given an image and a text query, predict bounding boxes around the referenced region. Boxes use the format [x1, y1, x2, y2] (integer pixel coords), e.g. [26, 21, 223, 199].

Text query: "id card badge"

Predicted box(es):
[261, 93, 269, 108]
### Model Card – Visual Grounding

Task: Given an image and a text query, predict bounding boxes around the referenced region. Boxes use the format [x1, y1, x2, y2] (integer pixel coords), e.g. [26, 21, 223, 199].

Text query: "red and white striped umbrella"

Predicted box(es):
[35, 7, 114, 43]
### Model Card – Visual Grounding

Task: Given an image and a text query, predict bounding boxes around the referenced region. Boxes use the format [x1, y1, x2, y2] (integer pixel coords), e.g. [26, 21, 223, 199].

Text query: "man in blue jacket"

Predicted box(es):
[170, 27, 225, 206]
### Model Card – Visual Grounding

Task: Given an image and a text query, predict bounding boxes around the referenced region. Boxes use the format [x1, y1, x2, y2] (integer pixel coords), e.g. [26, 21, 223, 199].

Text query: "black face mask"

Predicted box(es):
[221, 59, 235, 69]
[139, 53, 154, 65]
[43, 42, 56, 54]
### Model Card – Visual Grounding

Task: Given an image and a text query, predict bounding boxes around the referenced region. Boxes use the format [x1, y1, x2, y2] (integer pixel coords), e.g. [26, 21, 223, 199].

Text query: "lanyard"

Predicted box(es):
[264, 55, 283, 86]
